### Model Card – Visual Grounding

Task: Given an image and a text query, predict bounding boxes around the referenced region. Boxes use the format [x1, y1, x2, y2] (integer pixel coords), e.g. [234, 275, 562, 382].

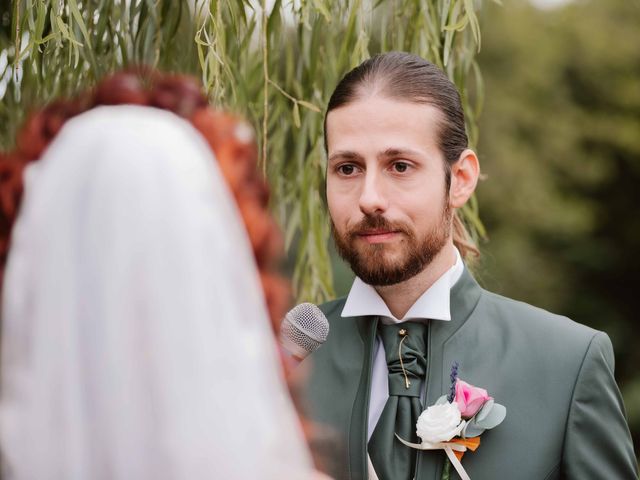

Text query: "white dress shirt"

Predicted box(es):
[341, 248, 464, 440]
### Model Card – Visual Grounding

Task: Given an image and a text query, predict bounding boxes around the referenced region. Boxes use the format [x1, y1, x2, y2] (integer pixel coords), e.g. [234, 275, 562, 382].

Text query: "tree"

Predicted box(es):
[477, 0, 640, 458]
[1, 0, 489, 303]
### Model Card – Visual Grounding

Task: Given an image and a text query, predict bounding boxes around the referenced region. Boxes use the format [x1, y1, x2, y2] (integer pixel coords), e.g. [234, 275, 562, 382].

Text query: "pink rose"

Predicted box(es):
[455, 379, 491, 418]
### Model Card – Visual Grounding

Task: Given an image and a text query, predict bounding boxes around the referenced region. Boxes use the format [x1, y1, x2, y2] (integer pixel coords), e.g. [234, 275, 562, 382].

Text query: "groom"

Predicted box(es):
[300, 52, 637, 479]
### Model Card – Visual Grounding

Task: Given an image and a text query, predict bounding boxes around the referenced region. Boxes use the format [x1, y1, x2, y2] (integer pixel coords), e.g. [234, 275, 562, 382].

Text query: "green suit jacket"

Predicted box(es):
[301, 268, 638, 479]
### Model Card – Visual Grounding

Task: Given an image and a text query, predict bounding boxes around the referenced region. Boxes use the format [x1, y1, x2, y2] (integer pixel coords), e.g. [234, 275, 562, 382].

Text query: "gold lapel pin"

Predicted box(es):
[398, 327, 410, 389]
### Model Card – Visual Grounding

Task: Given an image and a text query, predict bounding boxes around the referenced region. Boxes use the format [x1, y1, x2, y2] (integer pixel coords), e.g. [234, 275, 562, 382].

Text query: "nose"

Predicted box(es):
[359, 171, 388, 215]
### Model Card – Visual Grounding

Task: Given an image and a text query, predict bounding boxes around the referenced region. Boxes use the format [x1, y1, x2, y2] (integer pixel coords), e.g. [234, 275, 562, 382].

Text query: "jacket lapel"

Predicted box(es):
[350, 315, 379, 479]
[415, 268, 483, 479]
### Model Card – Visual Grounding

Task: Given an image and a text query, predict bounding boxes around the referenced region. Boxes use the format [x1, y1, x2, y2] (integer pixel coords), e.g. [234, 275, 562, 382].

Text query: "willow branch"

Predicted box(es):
[261, 0, 269, 175]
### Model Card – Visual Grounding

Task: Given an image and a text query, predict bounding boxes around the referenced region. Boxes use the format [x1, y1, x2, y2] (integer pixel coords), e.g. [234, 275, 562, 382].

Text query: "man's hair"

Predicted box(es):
[323, 51, 479, 258]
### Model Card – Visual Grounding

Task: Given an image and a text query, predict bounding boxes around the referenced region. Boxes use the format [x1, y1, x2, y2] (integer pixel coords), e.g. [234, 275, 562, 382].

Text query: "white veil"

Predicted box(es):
[0, 106, 314, 479]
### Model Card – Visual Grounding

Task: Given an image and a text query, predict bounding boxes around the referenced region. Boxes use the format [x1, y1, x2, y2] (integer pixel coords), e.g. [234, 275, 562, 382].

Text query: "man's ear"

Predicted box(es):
[449, 149, 480, 208]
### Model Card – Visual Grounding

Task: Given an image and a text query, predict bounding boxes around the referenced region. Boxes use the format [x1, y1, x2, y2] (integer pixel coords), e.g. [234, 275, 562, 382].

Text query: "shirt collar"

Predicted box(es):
[341, 248, 464, 323]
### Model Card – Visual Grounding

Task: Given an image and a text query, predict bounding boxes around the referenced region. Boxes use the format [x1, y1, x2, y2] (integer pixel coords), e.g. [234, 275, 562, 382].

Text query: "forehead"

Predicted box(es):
[325, 96, 443, 160]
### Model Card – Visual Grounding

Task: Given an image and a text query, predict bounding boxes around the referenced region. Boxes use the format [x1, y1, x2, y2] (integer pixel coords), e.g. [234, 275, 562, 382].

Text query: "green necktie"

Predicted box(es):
[368, 321, 428, 480]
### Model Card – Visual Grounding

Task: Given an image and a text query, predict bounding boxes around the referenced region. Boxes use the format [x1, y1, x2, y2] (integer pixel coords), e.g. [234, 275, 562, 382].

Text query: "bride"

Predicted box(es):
[0, 72, 321, 480]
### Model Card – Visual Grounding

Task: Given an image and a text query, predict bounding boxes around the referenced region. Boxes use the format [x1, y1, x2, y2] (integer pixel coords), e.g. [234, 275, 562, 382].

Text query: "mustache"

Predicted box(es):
[347, 214, 410, 238]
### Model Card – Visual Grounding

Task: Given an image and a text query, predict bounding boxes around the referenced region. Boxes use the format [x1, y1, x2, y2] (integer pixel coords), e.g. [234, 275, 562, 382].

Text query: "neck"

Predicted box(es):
[374, 242, 457, 320]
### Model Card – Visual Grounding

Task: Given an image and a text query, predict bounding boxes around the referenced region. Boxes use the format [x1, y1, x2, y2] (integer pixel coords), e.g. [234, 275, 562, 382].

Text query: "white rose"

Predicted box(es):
[416, 402, 465, 444]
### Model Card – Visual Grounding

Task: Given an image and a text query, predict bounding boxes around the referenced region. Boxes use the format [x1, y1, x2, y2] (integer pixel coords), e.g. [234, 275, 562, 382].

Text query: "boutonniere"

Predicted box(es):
[396, 362, 506, 480]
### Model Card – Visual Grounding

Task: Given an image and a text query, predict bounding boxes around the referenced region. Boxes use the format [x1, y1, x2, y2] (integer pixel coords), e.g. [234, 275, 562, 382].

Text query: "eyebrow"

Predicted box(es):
[328, 148, 423, 164]
[327, 151, 363, 164]
[379, 148, 423, 159]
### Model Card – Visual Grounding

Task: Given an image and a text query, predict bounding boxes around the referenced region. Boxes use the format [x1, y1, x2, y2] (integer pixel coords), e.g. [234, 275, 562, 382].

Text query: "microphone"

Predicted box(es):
[279, 302, 329, 361]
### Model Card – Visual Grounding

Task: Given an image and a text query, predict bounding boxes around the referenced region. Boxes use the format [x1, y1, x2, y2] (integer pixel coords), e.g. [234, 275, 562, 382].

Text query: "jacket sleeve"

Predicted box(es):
[562, 331, 638, 479]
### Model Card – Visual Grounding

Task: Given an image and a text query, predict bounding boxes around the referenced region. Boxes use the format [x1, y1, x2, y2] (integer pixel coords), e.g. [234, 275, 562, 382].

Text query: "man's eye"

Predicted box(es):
[338, 164, 356, 175]
[392, 162, 410, 173]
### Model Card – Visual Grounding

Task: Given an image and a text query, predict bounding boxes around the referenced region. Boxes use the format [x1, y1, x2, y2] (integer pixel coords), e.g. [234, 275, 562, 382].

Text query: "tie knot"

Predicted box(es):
[378, 322, 428, 397]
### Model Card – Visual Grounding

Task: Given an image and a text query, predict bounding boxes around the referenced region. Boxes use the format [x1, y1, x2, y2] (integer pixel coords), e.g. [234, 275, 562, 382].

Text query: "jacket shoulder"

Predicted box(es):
[318, 297, 348, 322]
[477, 288, 600, 349]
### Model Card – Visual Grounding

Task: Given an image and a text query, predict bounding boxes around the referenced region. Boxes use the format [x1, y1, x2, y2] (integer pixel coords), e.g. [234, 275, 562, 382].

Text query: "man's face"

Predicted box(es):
[325, 96, 453, 286]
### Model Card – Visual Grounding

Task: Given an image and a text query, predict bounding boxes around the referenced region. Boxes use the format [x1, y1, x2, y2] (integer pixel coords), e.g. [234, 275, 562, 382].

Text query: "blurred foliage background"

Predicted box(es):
[475, 0, 640, 458]
[1, 0, 638, 460]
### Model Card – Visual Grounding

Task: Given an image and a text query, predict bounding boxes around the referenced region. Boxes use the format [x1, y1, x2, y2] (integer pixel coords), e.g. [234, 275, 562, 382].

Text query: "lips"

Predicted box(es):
[359, 229, 396, 236]
[346, 215, 408, 244]
[356, 230, 400, 244]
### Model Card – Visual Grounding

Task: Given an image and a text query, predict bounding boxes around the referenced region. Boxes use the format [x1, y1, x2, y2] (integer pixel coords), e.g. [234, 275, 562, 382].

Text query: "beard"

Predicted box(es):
[331, 205, 452, 287]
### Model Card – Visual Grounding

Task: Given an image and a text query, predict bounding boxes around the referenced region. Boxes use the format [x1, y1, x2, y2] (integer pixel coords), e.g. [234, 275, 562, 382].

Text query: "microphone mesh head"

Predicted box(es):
[280, 303, 329, 359]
